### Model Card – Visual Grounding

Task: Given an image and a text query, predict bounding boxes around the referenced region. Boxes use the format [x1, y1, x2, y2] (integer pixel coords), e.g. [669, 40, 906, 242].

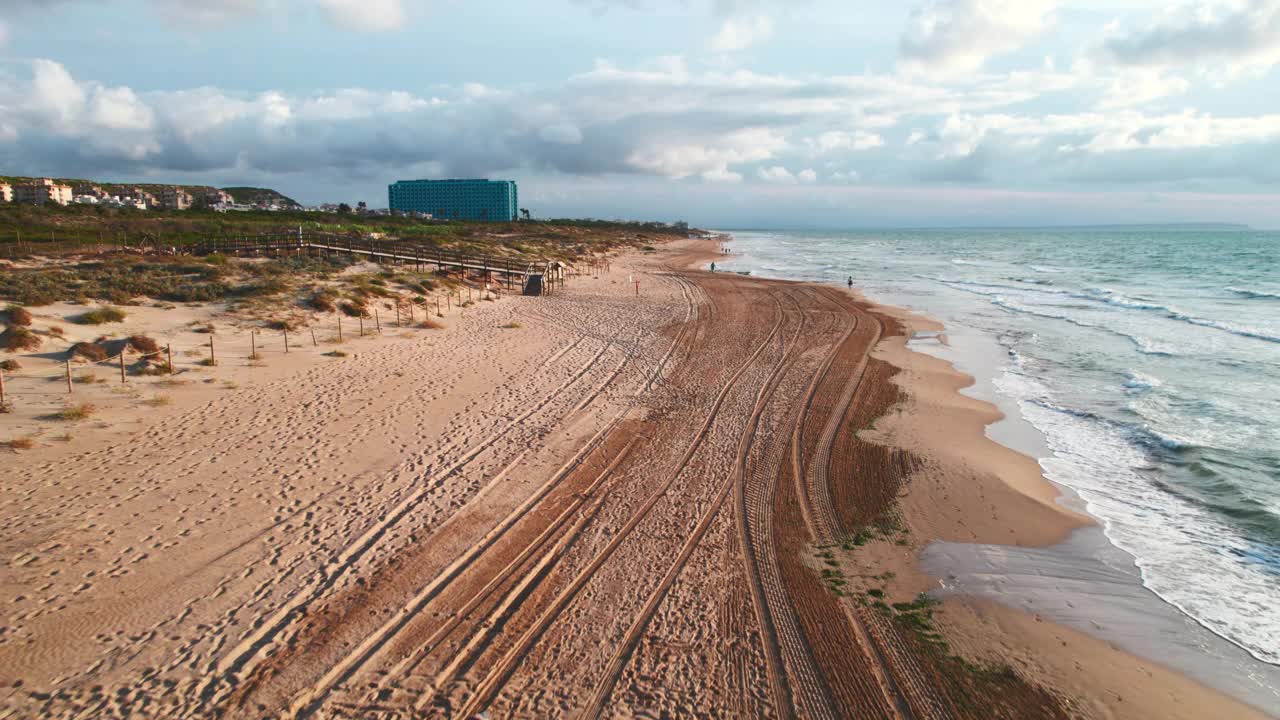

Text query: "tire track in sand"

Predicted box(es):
[283, 271, 701, 718]
[196, 340, 617, 712]
[450, 288, 784, 720]
[578, 284, 809, 719]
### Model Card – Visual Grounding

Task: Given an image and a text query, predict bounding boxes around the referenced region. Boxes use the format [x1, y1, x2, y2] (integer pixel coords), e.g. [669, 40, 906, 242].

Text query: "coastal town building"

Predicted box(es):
[110, 187, 156, 208]
[157, 187, 193, 210]
[13, 178, 74, 206]
[194, 188, 234, 208]
[101, 196, 148, 210]
[72, 183, 107, 199]
[0, 183, 11, 203]
[388, 178, 518, 221]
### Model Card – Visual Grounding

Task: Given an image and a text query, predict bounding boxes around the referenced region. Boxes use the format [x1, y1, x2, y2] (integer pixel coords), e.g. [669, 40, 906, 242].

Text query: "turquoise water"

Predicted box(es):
[719, 229, 1280, 666]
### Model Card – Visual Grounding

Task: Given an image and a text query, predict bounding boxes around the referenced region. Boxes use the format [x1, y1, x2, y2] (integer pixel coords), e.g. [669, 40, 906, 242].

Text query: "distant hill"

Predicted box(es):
[221, 186, 301, 208]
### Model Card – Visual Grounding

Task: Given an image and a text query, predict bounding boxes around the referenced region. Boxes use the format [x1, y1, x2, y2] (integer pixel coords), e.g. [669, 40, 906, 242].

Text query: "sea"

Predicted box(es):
[717, 228, 1280, 671]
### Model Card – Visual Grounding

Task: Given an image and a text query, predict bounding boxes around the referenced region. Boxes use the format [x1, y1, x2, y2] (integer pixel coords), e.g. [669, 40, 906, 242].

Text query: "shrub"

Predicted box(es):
[0, 326, 42, 352]
[339, 301, 367, 318]
[127, 335, 161, 354]
[134, 364, 173, 377]
[48, 326, 65, 337]
[499, 322, 522, 329]
[266, 319, 297, 331]
[3, 305, 33, 327]
[0, 359, 21, 371]
[143, 395, 171, 408]
[69, 341, 109, 362]
[72, 307, 127, 325]
[325, 350, 348, 357]
[308, 290, 338, 313]
[191, 323, 216, 334]
[418, 318, 443, 330]
[3, 438, 35, 451]
[55, 403, 96, 421]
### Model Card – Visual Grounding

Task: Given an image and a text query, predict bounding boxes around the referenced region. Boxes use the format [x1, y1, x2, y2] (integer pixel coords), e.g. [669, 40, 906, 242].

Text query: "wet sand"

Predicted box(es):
[1, 238, 1266, 719]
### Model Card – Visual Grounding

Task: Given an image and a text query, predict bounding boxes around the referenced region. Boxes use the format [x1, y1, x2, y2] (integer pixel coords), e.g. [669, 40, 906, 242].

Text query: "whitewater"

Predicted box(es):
[719, 228, 1280, 667]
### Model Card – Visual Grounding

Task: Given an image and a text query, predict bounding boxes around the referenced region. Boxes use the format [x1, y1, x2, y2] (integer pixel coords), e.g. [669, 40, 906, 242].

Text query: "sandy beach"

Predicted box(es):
[1, 237, 1269, 719]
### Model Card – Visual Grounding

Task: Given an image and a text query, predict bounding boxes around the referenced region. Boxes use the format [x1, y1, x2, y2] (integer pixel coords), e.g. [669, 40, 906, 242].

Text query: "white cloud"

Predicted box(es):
[1097, 0, 1280, 77]
[900, 0, 1056, 74]
[1099, 68, 1190, 108]
[710, 14, 774, 52]
[5, 55, 1280, 198]
[27, 59, 85, 131]
[319, 0, 407, 32]
[757, 165, 797, 183]
[808, 130, 884, 153]
[88, 86, 154, 131]
[157, 0, 264, 27]
[628, 128, 787, 180]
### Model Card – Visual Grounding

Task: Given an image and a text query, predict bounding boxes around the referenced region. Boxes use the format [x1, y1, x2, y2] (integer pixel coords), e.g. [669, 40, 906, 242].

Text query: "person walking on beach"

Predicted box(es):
[711, 262, 716, 272]
[847, 276, 853, 289]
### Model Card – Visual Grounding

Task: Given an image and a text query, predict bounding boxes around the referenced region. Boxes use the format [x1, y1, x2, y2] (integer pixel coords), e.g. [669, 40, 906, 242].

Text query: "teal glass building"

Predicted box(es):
[388, 179, 518, 221]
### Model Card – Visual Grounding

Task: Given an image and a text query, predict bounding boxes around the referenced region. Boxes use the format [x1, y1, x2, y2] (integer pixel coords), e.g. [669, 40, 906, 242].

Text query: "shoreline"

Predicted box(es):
[706, 240, 1277, 717]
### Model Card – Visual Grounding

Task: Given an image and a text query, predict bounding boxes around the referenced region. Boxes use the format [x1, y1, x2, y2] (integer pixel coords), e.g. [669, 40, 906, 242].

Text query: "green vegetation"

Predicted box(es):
[0, 254, 351, 307]
[219, 186, 300, 207]
[54, 403, 96, 421]
[69, 341, 108, 362]
[72, 306, 127, 325]
[0, 201, 685, 261]
[2, 305, 33, 326]
[127, 335, 160, 354]
[0, 359, 21, 371]
[0, 326, 41, 352]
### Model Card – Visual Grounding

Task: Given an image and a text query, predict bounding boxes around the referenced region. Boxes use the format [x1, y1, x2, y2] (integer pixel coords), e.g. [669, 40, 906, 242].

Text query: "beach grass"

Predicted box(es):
[54, 403, 96, 421]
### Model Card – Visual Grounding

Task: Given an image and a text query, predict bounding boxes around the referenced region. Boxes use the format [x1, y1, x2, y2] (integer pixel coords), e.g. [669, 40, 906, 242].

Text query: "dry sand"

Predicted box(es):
[0, 238, 1266, 719]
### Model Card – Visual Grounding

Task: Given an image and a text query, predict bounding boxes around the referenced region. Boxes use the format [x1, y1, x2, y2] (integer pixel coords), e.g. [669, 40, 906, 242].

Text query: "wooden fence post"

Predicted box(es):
[167, 345, 173, 374]
[120, 352, 126, 383]
[0, 369, 6, 407]
[65, 360, 73, 394]
[375, 309, 381, 334]
[395, 304, 400, 327]
[311, 328, 318, 347]
[359, 315, 364, 337]
[283, 328, 290, 354]
[209, 336, 216, 366]
[436, 297, 441, 316]
[338, 315, 343, 342]
[250, 331, 257, 360]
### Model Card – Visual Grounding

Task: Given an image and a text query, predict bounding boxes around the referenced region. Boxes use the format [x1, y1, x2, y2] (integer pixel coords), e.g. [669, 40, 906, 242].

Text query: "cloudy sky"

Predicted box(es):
[3, 0, 1280, 228]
